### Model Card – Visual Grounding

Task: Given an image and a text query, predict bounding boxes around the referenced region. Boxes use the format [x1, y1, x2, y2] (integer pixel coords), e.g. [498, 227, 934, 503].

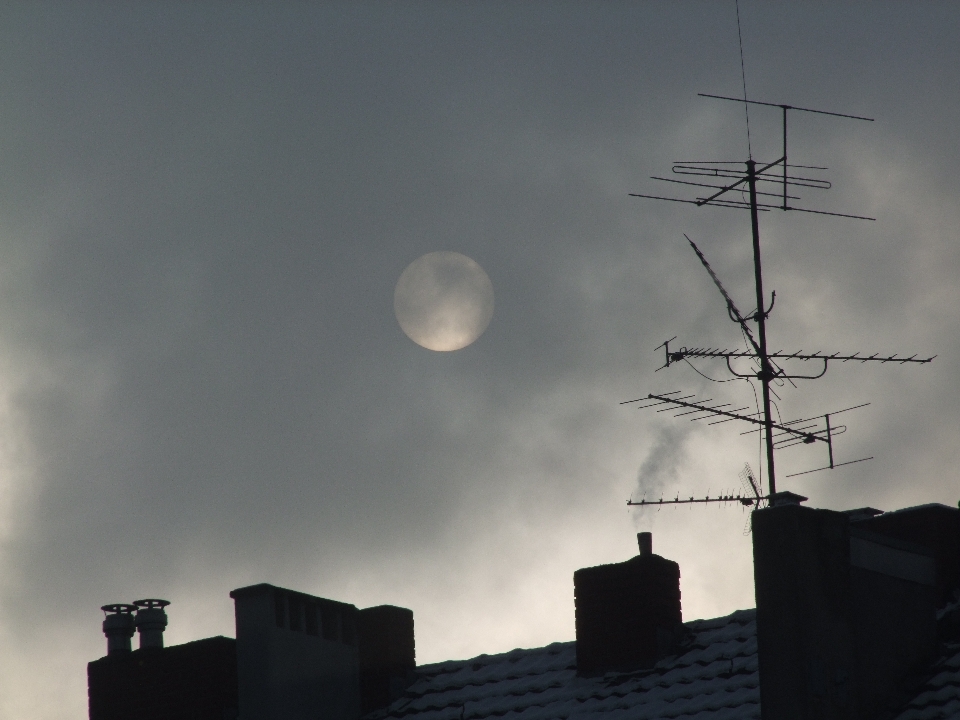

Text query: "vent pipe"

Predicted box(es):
[133, 599, 169, 650]
[101, 604, 137, 656]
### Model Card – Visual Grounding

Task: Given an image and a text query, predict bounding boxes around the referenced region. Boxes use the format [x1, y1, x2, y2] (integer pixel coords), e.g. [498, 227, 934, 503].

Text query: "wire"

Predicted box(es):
[683, 358, 738, 382]
[735, 0, 752, 160]
[771, 399, 783, 424]
[744, 377, 763, 488]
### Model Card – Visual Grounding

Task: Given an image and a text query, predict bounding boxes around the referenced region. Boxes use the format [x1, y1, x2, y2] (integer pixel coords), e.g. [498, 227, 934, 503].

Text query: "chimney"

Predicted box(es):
[358, 605, 415, 715]
[573, 532, 682, 676]
[230, 583, 362, 720]
[752, 499, 939, 720]
[101, 604, 137, 656]
[852, 503, 960, 606]
[133, 599, 169, 650]
[637, 531, 652, 556]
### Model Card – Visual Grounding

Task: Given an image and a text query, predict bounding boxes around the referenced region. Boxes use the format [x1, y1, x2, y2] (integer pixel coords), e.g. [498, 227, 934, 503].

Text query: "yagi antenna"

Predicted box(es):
[633, 95, 875, 220]
[625, 93, 934, 500]
[739, 463, 764, 534]
[626, 462, 779, 515]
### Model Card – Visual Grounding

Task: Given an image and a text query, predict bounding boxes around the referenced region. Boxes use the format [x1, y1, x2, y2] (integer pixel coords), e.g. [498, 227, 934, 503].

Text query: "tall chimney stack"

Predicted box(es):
[133, 599, 169, 650]
[101, 604, 137, 656]
[752, 500, 940, 719]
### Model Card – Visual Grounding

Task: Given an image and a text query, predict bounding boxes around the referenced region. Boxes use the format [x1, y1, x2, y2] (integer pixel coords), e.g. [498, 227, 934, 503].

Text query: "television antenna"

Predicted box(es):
[624, 94, 934, 504]
[627, 462, 768, 509]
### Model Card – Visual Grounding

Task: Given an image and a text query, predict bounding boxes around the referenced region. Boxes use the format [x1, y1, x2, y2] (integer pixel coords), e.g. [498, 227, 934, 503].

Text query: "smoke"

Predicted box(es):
[633, 425, 693, 511]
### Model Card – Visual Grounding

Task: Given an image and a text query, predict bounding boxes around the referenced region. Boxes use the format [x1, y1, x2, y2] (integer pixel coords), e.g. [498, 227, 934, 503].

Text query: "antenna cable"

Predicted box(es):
[736, 0, 752, 159]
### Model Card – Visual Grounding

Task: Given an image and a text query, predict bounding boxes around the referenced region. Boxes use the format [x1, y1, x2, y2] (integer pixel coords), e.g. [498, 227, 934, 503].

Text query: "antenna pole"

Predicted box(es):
[628, 95, 923, 484]
[747, 159, 777, 494]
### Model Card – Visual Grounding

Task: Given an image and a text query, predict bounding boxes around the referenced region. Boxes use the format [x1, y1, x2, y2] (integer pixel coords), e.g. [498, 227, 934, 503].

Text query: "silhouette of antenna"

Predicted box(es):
[625, 94, 934, 501]
[626, 461, 778, 513]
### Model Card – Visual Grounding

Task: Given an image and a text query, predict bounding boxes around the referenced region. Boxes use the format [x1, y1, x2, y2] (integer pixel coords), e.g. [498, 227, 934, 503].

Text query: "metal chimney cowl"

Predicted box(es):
[133, 599, 170, 650]
[101, 604, 137, 656]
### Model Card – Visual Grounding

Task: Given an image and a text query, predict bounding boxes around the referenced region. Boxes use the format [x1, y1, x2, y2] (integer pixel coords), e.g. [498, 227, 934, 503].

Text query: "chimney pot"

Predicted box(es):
[133, 599, 170, 650]
[637, 532, 652, 557]
[769, 490, 808, 507]
[101, 604, 137, 656]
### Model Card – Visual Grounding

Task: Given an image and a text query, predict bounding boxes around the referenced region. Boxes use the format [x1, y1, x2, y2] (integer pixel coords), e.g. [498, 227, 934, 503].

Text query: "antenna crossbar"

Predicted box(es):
[674, 161, 828, 171]
[785, 456, 873, 477]
[628, 193, 769, 212]
[697, 156, 784, 205]
[671, 347, 935, 364]
[672, 165, 831, 190]
[628, 193, 875, 220]
[697, 93, 875, 122]
[634, 393, 821, 443]
[652, 176, 802, 201]
[627, 493, 763, 507]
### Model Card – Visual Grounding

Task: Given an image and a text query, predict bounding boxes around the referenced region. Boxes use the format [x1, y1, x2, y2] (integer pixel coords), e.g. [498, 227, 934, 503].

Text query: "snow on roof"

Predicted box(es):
[372, 609, 759, 720]
[893, 642, 960, 720]
[874, 503, 957, 519]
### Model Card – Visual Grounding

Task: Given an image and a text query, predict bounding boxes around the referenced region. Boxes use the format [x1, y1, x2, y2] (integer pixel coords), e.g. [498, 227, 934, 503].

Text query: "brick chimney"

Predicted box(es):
[573, 532, 682, 676]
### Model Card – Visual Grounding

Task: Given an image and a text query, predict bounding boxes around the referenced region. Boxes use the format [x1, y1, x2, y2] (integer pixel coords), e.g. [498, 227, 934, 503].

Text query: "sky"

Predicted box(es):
[0, 3, 958, 717]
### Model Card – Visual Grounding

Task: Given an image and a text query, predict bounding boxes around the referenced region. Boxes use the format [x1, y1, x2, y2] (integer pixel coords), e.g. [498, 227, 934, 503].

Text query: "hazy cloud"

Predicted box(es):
[0, 4, 957, 718]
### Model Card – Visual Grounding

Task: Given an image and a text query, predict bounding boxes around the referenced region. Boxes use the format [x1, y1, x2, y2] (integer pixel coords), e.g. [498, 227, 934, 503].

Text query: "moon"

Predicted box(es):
[394, 251, 494, 351]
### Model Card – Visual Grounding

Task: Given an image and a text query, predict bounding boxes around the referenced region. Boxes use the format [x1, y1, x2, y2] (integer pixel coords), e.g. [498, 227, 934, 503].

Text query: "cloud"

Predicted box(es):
[0, 4, 956, 718]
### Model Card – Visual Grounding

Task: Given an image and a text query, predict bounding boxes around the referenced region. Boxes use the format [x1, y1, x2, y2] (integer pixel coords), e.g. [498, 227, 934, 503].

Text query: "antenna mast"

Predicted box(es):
[746, 158, 776, 491]
[627, 96, 933, 497]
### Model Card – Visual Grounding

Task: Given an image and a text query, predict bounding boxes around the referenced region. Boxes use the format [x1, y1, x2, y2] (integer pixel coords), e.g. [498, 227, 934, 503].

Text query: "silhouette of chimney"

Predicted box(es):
[637, 531, 652, 556]
[230, 583, 362, 720]
[133, 599, 169, 650]
[358, 605, 415, 715]
[574, 532, 682, 676]
[100, 604, 137, 657]
[752, 500, 941, 719]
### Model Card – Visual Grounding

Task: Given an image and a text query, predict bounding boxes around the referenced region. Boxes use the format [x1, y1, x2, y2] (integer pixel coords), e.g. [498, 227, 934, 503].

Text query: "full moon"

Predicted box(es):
[394, 251, 494, 351]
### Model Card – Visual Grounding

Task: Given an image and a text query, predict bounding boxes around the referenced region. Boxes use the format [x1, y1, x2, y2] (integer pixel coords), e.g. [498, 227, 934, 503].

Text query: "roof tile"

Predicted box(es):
[374, 610, 759, 720]
[893, 643, 960, 720]
[374, 608, 958, 720]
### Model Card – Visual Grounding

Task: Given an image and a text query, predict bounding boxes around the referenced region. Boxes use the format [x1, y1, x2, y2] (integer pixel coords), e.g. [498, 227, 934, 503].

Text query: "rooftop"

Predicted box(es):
[87, 502, 960, 720]
[374, 609, 759, 720]
[894, 641, 960, 720]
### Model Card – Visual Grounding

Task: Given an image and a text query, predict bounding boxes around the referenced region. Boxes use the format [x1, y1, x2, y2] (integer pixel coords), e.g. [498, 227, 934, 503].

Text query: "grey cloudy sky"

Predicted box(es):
[0, 3, 958, 717]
